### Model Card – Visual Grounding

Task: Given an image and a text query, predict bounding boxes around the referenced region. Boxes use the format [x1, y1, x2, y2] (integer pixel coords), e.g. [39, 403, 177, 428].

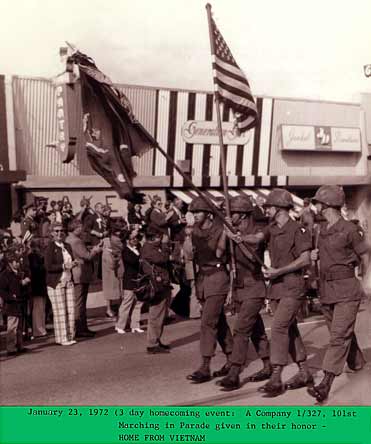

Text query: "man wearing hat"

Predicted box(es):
[0, 248, 31, 355]
[186, 196, 233, 384]
[307, 185, 368, 402]
[259, 188, 313, 397]
[217, 195, 271, 391]
[20, 203, 38, 242]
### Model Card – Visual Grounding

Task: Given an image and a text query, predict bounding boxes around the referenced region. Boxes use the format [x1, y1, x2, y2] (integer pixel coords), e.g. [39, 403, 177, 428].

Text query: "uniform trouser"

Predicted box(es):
[147, 295, 170, 347]
[7, 315, 24, 352]
[32, 295, 47, 336]
[47, 282, 75, 344]
[117, 290, 143, 330]
[230, 298, 270, 366]
[270, 297, 307, 366]
[74, 283, 90, 333]
[200, 294, 234, 358]
[321, 300, 363, 375]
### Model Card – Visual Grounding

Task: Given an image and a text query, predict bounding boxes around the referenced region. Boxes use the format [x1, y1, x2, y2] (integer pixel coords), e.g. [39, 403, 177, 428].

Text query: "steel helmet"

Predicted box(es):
[189, 196, 212, 213]
[264, 188, 294, 209]
[230, 195, 254, 213]
[312, 185, 345, 208]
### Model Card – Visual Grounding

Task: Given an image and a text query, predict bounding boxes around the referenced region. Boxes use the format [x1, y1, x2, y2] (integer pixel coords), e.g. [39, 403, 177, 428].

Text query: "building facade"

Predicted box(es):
[1, 74, 371, 229]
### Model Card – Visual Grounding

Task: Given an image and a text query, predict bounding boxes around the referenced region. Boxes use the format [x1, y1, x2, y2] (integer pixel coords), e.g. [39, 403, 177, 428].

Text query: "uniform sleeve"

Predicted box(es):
[293, 225, 312, 256]
[349, 225, 369, 256]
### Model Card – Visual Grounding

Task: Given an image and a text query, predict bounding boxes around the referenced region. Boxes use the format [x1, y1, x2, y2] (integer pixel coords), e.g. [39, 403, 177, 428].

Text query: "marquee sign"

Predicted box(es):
[182, 120, 252, 145]
[55, 83, 78, 163]
[281, 124, 361, 152]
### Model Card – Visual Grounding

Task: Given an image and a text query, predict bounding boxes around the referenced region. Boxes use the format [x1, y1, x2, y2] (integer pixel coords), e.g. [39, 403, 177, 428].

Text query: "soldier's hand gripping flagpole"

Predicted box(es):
[205, 3, 237, 285]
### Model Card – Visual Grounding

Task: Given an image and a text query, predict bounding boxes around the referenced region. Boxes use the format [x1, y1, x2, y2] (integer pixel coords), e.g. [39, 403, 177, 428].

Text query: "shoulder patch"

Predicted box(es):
[300, 227, 306, 233]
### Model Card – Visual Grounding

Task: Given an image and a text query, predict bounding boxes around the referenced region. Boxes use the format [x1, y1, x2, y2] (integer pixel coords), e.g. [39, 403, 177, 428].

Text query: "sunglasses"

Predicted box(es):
[54, 229, 63, 233]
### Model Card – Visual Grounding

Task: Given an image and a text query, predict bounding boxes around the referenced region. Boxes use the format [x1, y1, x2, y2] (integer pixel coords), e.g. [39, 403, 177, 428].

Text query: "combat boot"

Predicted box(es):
[285, 361, 314, 390]
[186, 357, 212, 383]
[247, 358, 272, 382]
[258, 365, 285, 397]
[307, 371, 335, 403]
[217, 365, 241, 391]
[212, 356, 231, 377]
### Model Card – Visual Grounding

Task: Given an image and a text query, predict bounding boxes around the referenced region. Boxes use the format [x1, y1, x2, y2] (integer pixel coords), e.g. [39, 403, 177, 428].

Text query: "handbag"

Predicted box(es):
[133, 259, 168, 302]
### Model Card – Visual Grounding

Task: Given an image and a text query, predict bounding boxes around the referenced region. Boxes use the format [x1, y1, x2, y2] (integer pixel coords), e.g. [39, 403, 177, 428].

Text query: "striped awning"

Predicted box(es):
[170, 188, 304, 210]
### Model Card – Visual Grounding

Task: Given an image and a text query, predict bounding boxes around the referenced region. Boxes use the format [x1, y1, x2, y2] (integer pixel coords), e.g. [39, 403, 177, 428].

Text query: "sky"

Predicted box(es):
[1, 0, 371, 102]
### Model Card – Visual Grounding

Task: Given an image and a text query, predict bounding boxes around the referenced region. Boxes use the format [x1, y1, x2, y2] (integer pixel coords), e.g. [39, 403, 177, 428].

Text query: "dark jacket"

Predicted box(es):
[122, 245, 141, 290]
[28, 251, 47, 296]
[44, 241, 74, 288]
[0, 267, 25, 316]
[141, 241, 171, 303]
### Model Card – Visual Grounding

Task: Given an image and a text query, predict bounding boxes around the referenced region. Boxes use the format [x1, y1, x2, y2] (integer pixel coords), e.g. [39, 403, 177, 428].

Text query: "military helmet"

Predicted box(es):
[264, 188, 294, 209]
[189, 196, 212, 213]
[230, 195, 254, 213]
[312, 185, 345, 208]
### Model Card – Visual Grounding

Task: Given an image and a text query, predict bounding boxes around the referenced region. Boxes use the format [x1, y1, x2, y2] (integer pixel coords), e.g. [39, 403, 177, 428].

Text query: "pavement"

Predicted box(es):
[1, 297, 370, 406]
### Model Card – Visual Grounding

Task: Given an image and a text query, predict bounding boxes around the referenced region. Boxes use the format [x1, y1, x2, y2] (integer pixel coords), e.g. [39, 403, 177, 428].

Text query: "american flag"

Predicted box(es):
[210, 16, 258, 133]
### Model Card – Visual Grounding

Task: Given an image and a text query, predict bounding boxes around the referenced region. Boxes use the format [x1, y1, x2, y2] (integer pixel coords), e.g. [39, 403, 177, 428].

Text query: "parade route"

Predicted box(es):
[1, 300, 370, 407]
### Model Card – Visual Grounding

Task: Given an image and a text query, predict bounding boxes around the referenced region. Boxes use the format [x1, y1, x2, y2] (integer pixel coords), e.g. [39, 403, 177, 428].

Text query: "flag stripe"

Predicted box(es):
[212, 66, 252, 96]
[212, 56, 247, 80]
[215, 78, 255, 103]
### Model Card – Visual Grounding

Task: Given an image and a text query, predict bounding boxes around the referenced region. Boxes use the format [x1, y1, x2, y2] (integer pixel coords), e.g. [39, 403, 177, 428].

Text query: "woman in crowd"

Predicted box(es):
[115, 228, 143, 334]
[127, 202, 145, 231]
[44, 222, 77, 346]
[102, 221, 124, 318]
[146, 195, 172, 243]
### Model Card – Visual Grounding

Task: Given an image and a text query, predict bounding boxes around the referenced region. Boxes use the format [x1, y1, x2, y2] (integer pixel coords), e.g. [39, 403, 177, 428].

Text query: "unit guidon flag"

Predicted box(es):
[69, 51, 158, 203]
[210, 16, 258, 133]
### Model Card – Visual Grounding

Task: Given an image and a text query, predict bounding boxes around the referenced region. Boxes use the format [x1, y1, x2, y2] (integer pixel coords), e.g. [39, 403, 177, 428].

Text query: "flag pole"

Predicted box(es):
[205, 3, 237, 280]
[153, 142, 265, 267]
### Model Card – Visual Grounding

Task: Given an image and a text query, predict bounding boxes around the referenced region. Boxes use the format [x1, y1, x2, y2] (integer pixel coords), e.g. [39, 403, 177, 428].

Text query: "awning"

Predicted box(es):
[170, 188, 304, 210]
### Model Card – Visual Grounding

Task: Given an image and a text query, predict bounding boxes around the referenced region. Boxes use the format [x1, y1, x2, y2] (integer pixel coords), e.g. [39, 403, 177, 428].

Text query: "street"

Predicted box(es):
[1, 298, 370, 406]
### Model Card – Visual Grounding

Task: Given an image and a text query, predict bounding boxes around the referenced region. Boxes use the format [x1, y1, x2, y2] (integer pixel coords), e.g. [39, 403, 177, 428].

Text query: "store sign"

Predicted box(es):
[56, 84, 78, 163]
[281, 125, 361, 152]
[182, 120, 252, 145]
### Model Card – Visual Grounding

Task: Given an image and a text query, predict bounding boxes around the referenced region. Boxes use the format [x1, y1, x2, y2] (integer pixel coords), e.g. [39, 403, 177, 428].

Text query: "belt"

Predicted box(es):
[199, 263, 226, 276]
[320, 269, 355, 281]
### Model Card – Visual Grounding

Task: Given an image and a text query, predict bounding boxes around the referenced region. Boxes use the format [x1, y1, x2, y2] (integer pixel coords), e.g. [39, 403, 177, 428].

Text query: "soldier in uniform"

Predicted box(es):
[260, 189, 313, 396]
[186, 196, 234, 383]
[307, 185, 368, 402]
[217, 195, 271, 391]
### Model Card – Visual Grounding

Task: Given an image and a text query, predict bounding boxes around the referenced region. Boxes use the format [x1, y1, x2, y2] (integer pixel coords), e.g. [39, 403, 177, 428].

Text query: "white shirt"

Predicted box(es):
[55, 241, 73, 284]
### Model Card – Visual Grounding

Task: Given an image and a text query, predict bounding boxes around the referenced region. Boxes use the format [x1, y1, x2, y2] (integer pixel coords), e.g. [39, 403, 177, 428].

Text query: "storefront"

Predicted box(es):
[5, 74, 371, 229]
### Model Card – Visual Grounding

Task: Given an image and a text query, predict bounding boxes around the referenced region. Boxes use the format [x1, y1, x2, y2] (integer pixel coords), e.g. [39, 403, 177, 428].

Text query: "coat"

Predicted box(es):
[102, 237, 123, 301]
[122, 245, 141, 290]
[66, 232, 96, 284]
[44, 241, 74, 288]
[0, 267, 26, 316]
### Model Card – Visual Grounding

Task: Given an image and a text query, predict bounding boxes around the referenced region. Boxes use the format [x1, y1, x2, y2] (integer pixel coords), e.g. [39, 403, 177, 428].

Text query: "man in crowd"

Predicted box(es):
[308, 185, 368, 402]
[0, 248, 31, 356]
[66, 219, 103, 338]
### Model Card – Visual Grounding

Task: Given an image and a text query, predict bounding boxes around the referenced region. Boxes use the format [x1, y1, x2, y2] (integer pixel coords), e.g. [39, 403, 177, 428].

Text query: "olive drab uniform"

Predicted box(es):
[266, 219, 312, 366]
[192, 220, 233, 360]
[230, 218, 270, 367]
[317, 218, 367, 375]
